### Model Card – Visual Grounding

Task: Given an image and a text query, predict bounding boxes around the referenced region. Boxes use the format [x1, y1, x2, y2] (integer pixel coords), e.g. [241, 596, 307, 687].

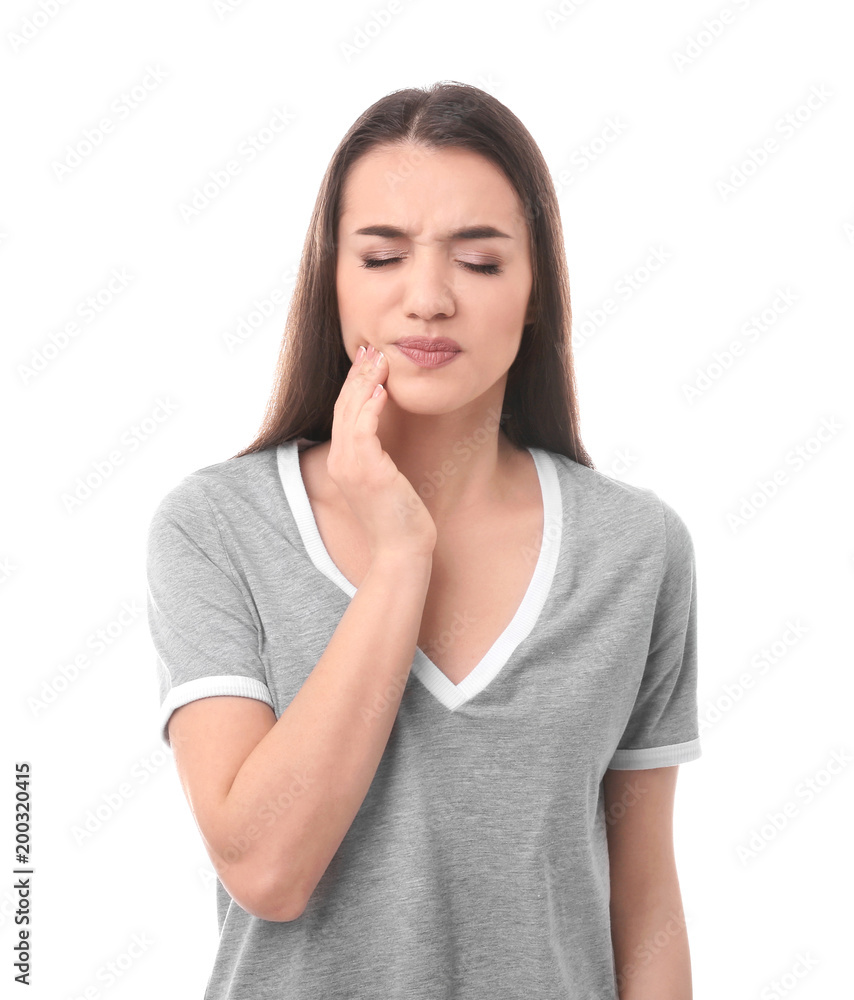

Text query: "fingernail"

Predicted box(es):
[354, 345, 366, 364]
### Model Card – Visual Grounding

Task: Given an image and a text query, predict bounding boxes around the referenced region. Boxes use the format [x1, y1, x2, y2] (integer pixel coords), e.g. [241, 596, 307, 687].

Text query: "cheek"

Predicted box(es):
[337, 268, 382, 324]
[476, 277, 529, 326]
[336, 269, 362, 326]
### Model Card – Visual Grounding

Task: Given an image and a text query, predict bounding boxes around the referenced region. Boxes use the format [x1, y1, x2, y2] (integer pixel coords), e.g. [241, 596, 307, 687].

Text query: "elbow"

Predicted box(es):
[219, 861, 307, 923]
[206, 815, 316, 922]
[247, 892, 305, 924]
[253, 877, 307, 923]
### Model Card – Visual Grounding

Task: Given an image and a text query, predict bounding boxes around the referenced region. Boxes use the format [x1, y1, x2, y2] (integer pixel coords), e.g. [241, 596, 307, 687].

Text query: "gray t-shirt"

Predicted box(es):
[145, 438, 701, 999]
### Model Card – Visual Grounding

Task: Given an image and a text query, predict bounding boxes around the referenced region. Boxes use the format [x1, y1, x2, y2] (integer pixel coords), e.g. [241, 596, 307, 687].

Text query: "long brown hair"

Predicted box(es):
[232, 80, 594, 469]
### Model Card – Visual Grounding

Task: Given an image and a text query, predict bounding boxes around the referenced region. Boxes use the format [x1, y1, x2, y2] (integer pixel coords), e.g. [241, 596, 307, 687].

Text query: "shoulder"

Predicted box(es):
[149, 447, 279, 530]
[540, 447, 661, 520]
[540, 448, 693, 557]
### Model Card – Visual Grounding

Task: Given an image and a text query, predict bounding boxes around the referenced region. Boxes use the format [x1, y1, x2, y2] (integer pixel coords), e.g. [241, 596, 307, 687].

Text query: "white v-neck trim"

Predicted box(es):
[276, 439, 563, 710]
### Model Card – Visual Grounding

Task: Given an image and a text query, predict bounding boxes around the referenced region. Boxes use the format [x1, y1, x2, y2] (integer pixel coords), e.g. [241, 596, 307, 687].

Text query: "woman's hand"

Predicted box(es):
[327, 344, 438, 560]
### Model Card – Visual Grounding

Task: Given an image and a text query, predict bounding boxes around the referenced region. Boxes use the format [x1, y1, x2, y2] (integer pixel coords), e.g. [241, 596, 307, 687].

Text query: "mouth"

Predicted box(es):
[393, 338, 462, 369]
[393, 337, 462, 353]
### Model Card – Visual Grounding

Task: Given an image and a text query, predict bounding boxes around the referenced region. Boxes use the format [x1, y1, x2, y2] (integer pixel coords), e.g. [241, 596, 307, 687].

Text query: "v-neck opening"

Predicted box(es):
[276, 439, 563, 710]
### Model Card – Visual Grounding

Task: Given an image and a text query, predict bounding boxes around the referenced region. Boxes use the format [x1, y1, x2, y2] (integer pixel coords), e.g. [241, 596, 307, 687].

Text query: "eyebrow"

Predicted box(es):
[353, 224, 513, 241]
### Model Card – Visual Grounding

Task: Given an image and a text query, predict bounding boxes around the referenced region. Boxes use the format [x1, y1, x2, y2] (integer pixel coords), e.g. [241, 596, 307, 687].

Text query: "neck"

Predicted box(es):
[310, 404, 524, 522]
[372, 401, 522, 520]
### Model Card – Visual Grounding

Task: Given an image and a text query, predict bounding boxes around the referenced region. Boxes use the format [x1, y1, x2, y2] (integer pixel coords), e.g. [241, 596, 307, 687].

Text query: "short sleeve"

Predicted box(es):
[145, 476, 274, 749]
[607, 498, 702, 770]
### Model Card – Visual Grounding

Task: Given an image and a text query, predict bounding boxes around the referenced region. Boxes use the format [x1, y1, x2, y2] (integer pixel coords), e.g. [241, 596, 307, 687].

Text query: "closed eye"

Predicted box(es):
[360, 257, 502, 276]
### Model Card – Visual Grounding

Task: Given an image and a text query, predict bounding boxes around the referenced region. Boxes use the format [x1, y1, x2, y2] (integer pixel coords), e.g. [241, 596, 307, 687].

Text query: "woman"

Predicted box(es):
[146, 81, 701, 999]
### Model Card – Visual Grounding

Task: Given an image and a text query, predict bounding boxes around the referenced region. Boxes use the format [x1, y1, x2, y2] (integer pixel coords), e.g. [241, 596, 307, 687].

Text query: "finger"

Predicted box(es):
[348, 350, 387, 469]
[351, 378, 386, 471]
[331, 345, 386, 465]
[338, 345, 386, 428]
[344, 344, 367, 379]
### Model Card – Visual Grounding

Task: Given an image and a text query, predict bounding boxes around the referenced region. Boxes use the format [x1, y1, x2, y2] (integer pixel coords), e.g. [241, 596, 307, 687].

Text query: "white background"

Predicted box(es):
[3, 0, 853, 997]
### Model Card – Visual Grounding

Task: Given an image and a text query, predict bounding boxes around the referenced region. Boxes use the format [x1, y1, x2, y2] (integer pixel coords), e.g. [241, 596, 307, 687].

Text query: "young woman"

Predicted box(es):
[146, 81, 701, 999]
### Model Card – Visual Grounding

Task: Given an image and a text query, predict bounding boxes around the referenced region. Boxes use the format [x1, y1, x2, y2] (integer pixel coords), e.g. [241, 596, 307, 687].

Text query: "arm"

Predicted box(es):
[168, 548, 433, 923]
[603, 765, 694, 999]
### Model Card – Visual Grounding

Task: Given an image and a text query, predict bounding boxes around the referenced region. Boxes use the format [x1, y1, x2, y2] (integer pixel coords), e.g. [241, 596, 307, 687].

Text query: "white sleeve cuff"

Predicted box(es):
[159, 675, 275, 748]
[607, 736, 702, 770]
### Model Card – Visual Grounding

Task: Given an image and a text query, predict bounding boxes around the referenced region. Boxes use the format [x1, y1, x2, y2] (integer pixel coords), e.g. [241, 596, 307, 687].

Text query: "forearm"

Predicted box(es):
[611, 890, 693, 999]
[218, 550, 432, 919]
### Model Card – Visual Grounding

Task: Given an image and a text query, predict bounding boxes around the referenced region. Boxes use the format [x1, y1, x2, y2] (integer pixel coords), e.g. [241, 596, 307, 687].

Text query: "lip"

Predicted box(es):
[395, 345, 461, 368]
[393, 336, 462, 353]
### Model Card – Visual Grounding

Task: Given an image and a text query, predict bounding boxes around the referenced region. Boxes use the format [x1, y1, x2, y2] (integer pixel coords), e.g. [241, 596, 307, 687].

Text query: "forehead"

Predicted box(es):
[339, 144, 526, 235]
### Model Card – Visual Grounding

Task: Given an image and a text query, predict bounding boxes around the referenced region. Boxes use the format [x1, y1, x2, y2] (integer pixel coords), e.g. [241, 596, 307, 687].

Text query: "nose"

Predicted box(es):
[401, 250, 456, 321]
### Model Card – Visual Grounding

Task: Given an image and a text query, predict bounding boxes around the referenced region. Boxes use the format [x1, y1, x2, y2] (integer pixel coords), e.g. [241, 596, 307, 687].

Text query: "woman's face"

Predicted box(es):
[335, 143, 534, 423]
